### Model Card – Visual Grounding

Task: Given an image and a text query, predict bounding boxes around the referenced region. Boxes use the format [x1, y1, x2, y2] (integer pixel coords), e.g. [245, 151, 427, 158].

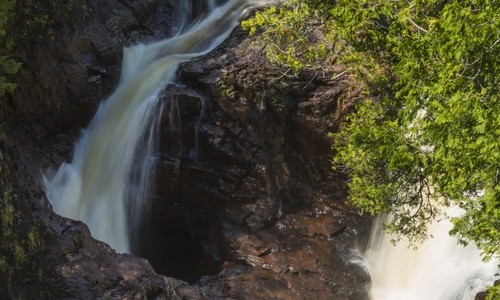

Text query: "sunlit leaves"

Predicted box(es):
[332, 0, 499, 259]
[245, 0, 500, 260]
[241, 0, 333, 75]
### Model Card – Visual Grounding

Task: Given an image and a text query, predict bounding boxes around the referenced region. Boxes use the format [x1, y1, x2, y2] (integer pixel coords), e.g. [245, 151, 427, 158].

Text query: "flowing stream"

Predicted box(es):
[44, 0, 263, 254]
[361, 210, 499, 300]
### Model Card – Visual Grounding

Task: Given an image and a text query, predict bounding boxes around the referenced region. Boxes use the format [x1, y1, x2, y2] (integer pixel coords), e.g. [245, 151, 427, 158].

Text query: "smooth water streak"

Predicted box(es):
[44, 0, 266, 254]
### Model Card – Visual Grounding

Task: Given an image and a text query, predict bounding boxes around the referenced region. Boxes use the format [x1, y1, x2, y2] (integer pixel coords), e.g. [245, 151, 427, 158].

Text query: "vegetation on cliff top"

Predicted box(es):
[243, 0, 499, 269]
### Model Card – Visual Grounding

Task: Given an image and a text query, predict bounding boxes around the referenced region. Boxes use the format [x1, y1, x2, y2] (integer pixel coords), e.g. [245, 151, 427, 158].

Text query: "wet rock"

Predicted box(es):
[140, 29, 369, 298]
[0, 139, 193, 300]
[2, 0, 175, 130]
[3, 3, 369, 299]
[475, 280, 500, 300]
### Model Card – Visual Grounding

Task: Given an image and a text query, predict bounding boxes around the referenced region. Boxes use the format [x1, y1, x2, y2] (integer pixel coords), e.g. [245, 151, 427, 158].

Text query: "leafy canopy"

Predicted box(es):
[243, 0, 500, 262]
[241, 0, 332, 75]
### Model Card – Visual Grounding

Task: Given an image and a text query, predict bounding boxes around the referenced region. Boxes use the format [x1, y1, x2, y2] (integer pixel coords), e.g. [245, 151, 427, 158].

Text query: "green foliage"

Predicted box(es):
[330, 0, 499, 260]
[0, 0, 82, 97]
[246, 0, 500, 259]
[0, 0, 20, 96]
[0, 0, 15, 37]
[486, 284, 500, 300]
[0, 148, 43, 297]
[241, 0, 332, 75]
[0, 56, 21, 96]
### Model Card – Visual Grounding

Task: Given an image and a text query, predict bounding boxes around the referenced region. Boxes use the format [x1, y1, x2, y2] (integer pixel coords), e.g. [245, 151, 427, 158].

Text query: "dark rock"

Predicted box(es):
[475, 280, 500, 300]
[0, 138, 192, 299]
[2, 0, 175, 130]
[2, 2, 369, 299]
[139, 28, 368, 298]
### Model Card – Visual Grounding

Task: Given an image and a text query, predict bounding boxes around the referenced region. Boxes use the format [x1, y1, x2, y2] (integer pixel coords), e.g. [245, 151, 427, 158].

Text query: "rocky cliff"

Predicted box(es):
[0, 1, 369, 299]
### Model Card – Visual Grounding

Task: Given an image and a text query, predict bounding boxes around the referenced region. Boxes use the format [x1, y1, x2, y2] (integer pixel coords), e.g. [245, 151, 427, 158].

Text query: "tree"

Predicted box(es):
[243, 0, 499, 263]
[241, 0, 333, 76]
[0, 0, 20, 97]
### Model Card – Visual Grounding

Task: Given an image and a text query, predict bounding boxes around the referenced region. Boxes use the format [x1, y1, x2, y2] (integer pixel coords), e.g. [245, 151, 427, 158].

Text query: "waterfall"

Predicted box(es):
[170, 0, 225, 34]
[362, 209, 499, 300]
[192, 95, 207, 161]
[44, 0, 264, 254]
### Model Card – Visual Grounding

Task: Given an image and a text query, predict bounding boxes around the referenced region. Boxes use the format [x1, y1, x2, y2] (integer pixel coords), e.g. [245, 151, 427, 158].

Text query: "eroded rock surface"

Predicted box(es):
[2, 3, 370, 299]
[3, 0, 176, 127]
[139, 31, 369, 298]
[1, 1, 194, 299]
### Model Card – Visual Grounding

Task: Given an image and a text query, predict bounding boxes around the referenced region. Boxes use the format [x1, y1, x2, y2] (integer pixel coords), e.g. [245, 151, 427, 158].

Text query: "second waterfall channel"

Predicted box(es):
[44, 0, 263, 254]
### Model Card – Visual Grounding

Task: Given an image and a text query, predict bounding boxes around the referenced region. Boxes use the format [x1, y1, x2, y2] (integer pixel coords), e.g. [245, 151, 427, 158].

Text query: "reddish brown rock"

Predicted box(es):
[2, 3, 369, 299]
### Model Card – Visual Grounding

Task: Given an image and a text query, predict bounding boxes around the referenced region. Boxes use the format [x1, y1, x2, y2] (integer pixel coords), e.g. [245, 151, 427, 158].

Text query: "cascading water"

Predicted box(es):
[44, 0, 264, 254]
[361, 209, 499, 300]
[170, 0, 224, 35]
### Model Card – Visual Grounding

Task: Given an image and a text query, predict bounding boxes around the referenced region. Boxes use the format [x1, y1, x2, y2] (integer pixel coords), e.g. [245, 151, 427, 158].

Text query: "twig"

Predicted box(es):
[407, 18, 428, 34]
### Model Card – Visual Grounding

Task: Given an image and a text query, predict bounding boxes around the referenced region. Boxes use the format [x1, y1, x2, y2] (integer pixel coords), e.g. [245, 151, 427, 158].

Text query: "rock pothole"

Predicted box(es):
[135, 200, 225, 283]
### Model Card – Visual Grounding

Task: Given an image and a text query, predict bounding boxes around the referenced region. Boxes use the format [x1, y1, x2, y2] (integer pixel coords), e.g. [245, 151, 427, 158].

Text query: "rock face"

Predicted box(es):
[0, 138, 196, 299]
[138, 31, 369, 298]
[0, 1, 208, 298]
[3, 0, 175, 127]
[1, 2, 370, 299]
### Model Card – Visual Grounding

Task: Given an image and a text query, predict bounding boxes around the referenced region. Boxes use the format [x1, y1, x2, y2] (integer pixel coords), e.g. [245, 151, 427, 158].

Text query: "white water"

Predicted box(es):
[44, 0, 264, 254]
[362, 210, 499, 300]
[171, 0, 219, 34]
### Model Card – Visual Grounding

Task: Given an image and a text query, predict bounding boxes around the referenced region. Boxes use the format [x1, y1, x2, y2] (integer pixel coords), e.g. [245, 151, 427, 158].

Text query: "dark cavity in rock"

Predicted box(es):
[131, 87, 225, 283]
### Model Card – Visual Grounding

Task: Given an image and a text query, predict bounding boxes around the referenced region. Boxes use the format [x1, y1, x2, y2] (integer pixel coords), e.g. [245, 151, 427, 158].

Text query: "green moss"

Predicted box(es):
[0, 148, 43, 298]
[27, 228, 42, 251]
[0, 0, 20, 96]
[0, 199, 13, 228]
